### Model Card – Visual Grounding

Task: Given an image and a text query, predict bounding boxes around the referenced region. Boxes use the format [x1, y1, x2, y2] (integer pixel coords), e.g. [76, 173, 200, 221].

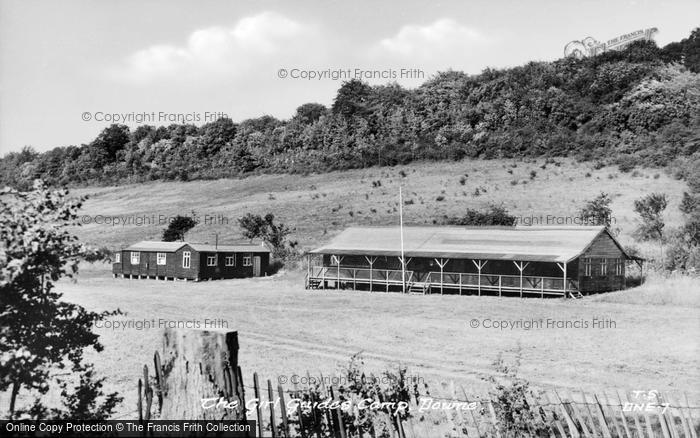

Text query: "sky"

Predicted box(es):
[0, 0, 698, 154]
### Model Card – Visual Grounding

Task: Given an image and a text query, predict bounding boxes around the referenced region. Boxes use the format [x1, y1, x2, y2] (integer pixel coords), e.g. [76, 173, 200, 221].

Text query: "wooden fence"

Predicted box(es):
[137, 360, 699, 437]
[135, 329, 699, 437]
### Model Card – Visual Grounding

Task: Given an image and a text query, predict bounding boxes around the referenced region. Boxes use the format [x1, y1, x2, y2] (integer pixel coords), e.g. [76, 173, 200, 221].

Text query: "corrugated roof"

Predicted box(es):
[124, 241, 270, 253]
[309, 226, 624, 263]
[125, 241, 187, 252]
[189, 243, 270, 253]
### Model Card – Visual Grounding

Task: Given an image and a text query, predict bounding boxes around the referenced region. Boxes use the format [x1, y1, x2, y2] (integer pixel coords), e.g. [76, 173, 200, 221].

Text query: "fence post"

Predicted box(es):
[278, 383, 290, 437]
[552, 390, 581, 438]
[682, 392, 698, 438]
[592, 394, 612, 438]
[143, 365, 153, 421]
[153, 351, 164, 412]
[137, 379, 143, 422]
[253, 373, 264, 437]
[599, 390, 623, 438]
[268, 379, 277, 438]
[159, 329, 245, 421]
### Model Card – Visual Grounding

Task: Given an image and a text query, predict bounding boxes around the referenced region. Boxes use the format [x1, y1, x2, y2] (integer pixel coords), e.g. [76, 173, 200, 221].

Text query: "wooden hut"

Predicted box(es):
[305, 226, 641, 297]
[112, 241, 271, 281]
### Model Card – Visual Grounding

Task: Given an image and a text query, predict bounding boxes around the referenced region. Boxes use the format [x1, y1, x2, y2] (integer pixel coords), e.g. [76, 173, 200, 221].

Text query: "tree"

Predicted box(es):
[579, 193, 614, 227]
[332, 79, 373, 118]
[665, 190, 700, 272]
[294, 103, 327, 124]
[88, 124, 130, 168]
[0, 180, 120, 419]
[238, 213, 292, 258]
[633, 193, 668, 240]
[663, 27, 700, 72]
[162, 215, 196, 242]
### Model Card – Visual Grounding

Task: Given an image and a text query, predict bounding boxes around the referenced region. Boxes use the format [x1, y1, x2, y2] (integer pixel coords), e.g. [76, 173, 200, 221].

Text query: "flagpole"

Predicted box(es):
[399, 186, 406, 293]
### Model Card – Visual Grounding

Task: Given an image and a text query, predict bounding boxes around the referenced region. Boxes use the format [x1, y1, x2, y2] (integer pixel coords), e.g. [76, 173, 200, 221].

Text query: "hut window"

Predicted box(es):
[207, 255, 218, 266]
[115, 253, 121, 263]
[182, 251, 191, 268]
[225, 256, 235, 266]
[157, 252, 166, 265]
[243, 255, 253, 266]
[615, 259, 624, 276]
[600, 258, 608, 276]
[131, 252, 140, 264]
[583, 258, 592, 276]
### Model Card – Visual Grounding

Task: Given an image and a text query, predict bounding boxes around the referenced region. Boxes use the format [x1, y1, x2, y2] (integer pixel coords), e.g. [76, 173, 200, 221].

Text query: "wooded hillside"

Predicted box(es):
[2, 30, 699, 189]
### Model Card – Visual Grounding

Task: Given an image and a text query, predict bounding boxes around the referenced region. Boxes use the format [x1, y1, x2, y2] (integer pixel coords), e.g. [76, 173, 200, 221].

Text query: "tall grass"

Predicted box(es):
[590, 272, 700, 307]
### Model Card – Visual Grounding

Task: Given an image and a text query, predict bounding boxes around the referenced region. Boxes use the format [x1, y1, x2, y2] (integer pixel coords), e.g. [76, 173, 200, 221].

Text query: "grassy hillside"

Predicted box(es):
[72, 157, 688, 258]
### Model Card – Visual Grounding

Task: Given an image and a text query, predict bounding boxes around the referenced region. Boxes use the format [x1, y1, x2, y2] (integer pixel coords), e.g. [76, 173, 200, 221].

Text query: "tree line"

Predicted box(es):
[1, 31, 699, 190]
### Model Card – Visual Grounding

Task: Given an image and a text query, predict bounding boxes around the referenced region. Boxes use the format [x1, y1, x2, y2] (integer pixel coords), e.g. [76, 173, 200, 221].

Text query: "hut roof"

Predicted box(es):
[124, 241, 270, 253]
[309, 226, 631, 263]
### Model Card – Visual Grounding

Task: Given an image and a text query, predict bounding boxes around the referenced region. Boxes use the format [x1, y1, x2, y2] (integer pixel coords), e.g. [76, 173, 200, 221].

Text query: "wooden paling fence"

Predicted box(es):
[137, 360, 699, 437]
[136, 329, 699, 437]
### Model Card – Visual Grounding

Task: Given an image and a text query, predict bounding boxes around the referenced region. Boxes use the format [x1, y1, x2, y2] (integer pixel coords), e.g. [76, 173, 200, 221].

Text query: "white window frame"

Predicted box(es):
[115, 253, 121, 263]
[157, 252, 166, 265]
[182, 251, 191, 269]
[583, 258, 591, 276]
[225, 255, 235, 267]
[207, 255, 218, 267]
[242, 255, 253, 267]
[600, 258, 608, 276]
[131, 252, 140, 264]
[615, 259, 623, 276]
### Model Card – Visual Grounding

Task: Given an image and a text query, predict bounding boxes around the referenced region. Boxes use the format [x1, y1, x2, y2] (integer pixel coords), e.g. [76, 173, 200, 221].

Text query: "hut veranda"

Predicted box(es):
[305, 225, 642, 297]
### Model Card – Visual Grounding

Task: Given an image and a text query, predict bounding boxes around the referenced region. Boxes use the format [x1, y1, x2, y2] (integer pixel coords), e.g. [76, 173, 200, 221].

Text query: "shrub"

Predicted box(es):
[617, 156, 636, 173]
[484, 351, 553, 437]
[440, 205, 516, 226]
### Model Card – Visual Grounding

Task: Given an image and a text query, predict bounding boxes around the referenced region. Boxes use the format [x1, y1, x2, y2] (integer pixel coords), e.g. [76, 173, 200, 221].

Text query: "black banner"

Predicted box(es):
[0, 420, 257, 438]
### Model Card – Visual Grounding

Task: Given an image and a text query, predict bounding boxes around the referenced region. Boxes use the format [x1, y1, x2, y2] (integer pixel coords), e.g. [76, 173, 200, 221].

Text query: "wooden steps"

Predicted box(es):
[568, 290, 584, 299]
[408, 283, 429, 294]
[307, 278, 322, 289]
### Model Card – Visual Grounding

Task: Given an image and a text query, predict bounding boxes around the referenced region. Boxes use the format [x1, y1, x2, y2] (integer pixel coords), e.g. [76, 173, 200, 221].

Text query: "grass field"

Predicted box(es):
[58, 265, 700, 418]
[11, 157, 697, 418]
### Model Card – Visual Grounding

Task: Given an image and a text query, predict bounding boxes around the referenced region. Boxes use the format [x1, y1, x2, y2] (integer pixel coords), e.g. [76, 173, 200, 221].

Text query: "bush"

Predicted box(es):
[484, 350, 553, 437]
[440, 205, 516, 226]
